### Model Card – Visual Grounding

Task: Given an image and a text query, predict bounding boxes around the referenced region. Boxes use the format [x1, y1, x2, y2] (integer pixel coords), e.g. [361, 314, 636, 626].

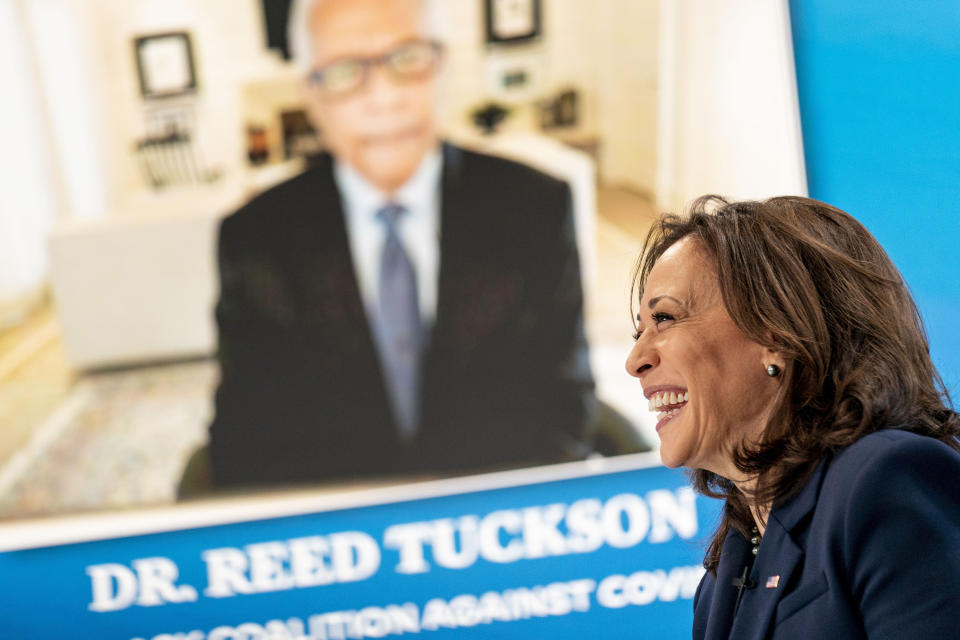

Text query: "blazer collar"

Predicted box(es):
[433, 142, 467, 333]
[724, 458, 830, 640]
[769, 455, 830, 533]
[439, 141, 465, 217]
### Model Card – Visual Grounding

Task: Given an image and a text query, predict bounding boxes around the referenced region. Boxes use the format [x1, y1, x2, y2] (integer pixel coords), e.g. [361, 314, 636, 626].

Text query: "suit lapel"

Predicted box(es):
[728, 459, 829, 640]
[295, 156, 370, 334]
[431, 143, 522, 355]
[295, 157, 399, 435]
[426, 142, 480, 370]
[702, 530, 751, 640]
[728, 519, 805, 640]
[433, 142, 466, 338]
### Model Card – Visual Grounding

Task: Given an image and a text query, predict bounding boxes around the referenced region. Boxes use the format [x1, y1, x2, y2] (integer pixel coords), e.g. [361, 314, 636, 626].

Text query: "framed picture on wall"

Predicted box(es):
[134, 32, 197, 99]
[485, 0, 542, 45]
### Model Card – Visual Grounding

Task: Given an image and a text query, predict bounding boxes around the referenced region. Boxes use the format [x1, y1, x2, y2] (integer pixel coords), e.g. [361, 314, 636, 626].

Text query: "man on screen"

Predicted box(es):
[203, 0, 595, 488]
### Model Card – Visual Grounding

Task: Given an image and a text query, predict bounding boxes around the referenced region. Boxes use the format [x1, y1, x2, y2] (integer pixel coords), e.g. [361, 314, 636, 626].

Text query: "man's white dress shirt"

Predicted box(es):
[334, 149, 442, 326]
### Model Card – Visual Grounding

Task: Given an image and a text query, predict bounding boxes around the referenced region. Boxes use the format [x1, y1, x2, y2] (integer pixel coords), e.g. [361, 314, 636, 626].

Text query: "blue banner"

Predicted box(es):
[0, 456, 720, 639]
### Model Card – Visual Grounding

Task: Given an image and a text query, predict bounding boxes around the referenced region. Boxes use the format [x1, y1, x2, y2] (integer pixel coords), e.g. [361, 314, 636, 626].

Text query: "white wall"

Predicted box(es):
[595, 0, 659, 195]
[656, 0, 806, 211]
[0, 0, 61, 311]
[439, 0, 600, 139]
[83, 0, 267, 204]
[21, 0, 663, 219]
[440, 0, 659, 194]
[23, 0, 112, 222]
[62, 0, 616, 204]
[0, 0, 270, 316]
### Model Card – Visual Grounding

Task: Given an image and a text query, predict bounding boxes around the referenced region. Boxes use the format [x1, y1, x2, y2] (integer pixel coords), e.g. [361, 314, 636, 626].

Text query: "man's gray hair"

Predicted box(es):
[288, 0, 445, 73]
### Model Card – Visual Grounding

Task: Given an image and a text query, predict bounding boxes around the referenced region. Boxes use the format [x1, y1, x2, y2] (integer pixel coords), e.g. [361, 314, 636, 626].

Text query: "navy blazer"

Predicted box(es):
[693, 429, 960, 639]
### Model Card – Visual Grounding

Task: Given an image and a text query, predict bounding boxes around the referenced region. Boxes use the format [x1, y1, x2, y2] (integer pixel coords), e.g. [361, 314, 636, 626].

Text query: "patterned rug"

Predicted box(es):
[0, 359, 216, 520]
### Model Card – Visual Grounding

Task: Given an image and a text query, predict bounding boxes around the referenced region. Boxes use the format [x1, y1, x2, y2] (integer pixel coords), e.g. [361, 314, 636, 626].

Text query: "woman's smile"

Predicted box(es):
[645, 388, 690, 432]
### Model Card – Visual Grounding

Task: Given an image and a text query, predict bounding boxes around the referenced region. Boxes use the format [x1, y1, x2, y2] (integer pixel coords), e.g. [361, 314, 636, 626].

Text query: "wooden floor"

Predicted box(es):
[0, 307, 74, 472]
[0, 185, 659, 518]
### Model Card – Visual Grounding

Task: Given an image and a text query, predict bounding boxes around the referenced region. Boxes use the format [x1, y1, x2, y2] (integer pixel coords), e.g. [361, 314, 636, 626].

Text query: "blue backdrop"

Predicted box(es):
[789, 0, 960, 394]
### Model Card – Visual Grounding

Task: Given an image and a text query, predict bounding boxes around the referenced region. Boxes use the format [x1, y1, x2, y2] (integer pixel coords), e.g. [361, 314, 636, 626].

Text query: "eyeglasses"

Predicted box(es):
[308, 39, 444, 97]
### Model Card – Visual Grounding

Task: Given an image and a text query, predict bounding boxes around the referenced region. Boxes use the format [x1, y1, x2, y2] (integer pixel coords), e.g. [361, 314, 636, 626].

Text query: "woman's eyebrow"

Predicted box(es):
[648, 295, 684, 309]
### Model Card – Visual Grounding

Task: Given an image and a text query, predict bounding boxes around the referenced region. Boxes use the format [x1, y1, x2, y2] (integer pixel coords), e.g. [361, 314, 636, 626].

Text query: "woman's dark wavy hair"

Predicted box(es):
[631, 195, 960, 574]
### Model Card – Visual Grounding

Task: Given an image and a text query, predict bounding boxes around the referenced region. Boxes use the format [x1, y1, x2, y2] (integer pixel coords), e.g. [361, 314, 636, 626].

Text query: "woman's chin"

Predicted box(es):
[658, 454, 684, 469]
[656, 443, 686, 469]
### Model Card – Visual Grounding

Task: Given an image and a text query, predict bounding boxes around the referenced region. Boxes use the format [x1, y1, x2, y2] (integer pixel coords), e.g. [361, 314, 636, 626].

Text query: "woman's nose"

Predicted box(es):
[625, 333, 657, 378]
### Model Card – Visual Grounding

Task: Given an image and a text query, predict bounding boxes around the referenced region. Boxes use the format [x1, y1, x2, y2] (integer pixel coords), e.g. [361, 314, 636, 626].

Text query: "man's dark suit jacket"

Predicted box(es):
[693, 429, 960, 639]
[208, 143, 594, 488]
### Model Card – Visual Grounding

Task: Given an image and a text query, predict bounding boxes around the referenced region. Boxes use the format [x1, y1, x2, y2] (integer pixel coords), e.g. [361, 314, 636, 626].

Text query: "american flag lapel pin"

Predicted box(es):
[765, 575, 781, 589]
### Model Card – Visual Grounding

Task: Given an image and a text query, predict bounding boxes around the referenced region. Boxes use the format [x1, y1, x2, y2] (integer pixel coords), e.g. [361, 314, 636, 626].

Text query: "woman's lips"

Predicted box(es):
[655, 403, 685, 433]
[644, 388, 689, 433]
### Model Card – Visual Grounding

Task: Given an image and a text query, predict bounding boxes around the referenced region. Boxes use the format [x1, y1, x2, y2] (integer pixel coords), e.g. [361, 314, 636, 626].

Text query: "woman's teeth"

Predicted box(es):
[647, 390, 689, 422]
[656, 406, 683, 421]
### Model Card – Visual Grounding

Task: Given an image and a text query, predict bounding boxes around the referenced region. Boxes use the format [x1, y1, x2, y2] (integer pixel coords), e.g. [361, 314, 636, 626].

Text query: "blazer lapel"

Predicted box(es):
[294, 156, 370, 336]
[432, 142, 465, 337]
[728, 519, 805, 640]
[295, 157, 399, 436]
[728, 459, 830, 640]
[426, 142, 476, 367]
[430, 143, 523, 357]
[702, 530, 752, 640]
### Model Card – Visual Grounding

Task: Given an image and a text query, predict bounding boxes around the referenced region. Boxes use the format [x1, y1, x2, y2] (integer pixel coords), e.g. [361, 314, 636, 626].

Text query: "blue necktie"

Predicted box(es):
[375, 204, 423, 438]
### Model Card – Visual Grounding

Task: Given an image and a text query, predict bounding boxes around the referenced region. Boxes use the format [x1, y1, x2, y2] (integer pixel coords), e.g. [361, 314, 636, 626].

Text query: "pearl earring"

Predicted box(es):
[766, 364, 780, 377]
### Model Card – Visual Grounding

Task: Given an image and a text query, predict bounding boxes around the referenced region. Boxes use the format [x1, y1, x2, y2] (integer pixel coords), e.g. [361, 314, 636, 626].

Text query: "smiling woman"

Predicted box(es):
[627, 236, 782, 478]
[625, 195, 960, 639]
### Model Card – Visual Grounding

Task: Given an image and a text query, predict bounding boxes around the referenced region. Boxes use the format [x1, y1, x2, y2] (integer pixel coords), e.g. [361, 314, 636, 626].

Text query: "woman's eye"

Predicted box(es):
[632, 312, 674, 339]
[652, 312, 674, 325]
